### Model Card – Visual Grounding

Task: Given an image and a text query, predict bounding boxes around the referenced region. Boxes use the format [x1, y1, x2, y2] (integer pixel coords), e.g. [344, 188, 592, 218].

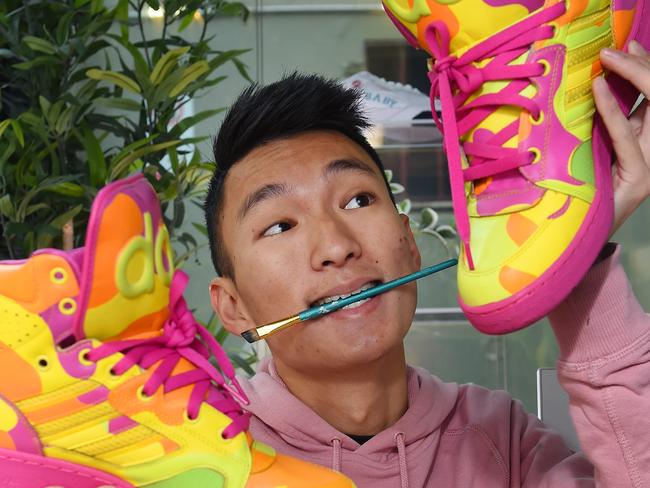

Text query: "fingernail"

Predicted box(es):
[628, 40, 646, 55]
[601, 48, 624, 58]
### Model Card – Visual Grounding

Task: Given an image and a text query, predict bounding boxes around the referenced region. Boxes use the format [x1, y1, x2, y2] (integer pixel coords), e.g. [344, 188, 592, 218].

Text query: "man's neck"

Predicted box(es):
[274, 346, 409, 436]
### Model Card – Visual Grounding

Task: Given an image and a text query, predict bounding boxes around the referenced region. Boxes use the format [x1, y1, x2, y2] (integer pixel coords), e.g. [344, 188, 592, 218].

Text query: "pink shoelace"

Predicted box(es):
[425, 2, 566, 269]
[87, 270, 250, 439]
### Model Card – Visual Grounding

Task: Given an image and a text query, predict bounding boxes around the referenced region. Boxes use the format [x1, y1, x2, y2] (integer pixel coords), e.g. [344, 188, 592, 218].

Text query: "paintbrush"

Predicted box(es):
[241, 258, 458, 343]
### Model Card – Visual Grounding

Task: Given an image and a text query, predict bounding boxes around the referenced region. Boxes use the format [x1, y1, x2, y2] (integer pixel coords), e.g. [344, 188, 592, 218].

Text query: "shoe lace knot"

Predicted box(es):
[423, 2, 565, 269]
[87, 270, 250, 440]
[430, 52, 484, 95]
[162, 291, 199, 349]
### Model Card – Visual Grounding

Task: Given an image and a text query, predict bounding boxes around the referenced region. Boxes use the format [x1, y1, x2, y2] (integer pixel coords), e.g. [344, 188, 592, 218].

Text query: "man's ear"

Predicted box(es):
[400, 213, 422, 269]
[209, 276, 255, 336]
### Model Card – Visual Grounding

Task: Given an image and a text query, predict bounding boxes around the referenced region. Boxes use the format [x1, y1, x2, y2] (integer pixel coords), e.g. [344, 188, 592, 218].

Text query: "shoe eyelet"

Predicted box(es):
[548, 21, 559, 38]
[58, 298, 77, 316]
[530, 111, 544, 125]
[137, 385, 153, 402]
[36, 355, 51, 371]
[529, 147, 542, 164]
[50, 267, 68, 284]
[78, 348, 94, 366]
[183, 410, 200, 424]
[538, 59, 551, 77]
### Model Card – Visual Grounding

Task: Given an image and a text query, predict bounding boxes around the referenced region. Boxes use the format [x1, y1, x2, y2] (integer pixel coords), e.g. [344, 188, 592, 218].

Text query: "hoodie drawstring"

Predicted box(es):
[331, 433, 409, 486]
[331, 437, 342, 472]
[395, 432, 409, 488]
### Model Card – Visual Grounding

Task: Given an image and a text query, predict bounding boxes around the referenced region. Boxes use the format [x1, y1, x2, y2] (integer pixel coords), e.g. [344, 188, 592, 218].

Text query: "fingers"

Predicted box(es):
[592, 76, 643, 163]
[600, 41, 650, 99]
[593, 42, 650, 234]
[632, 98, 650, 157]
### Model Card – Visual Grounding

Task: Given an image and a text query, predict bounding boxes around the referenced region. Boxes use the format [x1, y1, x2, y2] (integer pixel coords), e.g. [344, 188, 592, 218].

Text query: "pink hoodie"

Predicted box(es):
[238, 246, 650, 487]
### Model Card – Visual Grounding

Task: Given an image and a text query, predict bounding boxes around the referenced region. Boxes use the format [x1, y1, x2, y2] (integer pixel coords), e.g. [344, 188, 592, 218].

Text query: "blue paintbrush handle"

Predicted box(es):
[299, 258, 458, 321]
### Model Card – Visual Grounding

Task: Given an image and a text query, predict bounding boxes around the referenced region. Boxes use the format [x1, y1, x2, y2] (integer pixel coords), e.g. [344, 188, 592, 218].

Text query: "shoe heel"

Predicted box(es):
[0, 448, 133, 488]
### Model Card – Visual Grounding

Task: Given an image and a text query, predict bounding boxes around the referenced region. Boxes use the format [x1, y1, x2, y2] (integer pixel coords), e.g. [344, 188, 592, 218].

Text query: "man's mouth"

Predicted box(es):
[310, 280, 382, 310]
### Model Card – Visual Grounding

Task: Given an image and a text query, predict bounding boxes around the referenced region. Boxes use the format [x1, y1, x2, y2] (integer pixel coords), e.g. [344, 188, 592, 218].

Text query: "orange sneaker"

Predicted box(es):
[0, 174, 355, 487]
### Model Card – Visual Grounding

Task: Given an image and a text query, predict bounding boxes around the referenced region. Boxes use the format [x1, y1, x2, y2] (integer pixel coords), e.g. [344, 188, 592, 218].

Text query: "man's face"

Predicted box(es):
[211, 130, 421, 373]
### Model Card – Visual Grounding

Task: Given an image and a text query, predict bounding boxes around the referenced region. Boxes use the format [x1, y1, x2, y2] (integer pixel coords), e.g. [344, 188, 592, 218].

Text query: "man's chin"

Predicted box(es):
[319, 335, 406, 369]
[271, 337, 404, 374]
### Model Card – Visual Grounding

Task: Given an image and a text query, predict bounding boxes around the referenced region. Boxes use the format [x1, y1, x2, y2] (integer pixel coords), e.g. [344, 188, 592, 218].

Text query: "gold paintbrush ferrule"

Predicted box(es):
[242, 314, 301, 343]
[256, 314, 301, 338]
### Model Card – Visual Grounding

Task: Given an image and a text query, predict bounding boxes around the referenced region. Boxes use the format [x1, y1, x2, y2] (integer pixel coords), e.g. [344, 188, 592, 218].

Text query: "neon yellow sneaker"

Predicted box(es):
[382, 0, 649, 333]
[0, 174, 354, 487]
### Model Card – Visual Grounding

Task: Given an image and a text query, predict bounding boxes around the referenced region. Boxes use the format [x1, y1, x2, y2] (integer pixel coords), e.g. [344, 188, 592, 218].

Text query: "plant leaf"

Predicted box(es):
[168, 108, 224, 137]
[419, 207, 439, 231]
[79, 126, 107, 186]
[0, 119, 10, 139]
[90, 0, 105, 15]
[12, 56, 59, 70]
[54, 106, 75, 135]
[0, 194, 15, 219]
[191, 222, 208, 237]
[109, 134, 157, 166]
[207, 48, 251, 71]
[149, 46, 190, 85]
[109, 140, 181, 181]
[86, 69, 141, 94]
[24, 203, 50, 217]
[396, 199, 412, 215]
[46, 182, 85, 197]
[390, 182, 405, 195]
[232, 354, 256, 376]
[436, 224, 457, 237]
[178, 11, 195, 32]
[49, 204, 83, 229]
[93, 97, 142, 111]
[39, 96, 52, 116]
[9, 120, 24, 147]
[169, 61, 209, 97]
[23, 35, 58, 55]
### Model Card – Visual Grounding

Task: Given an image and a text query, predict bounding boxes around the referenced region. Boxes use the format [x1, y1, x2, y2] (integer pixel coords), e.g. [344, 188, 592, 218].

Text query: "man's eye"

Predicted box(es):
[262, 222, 292, 237]
[344, 193, 374, 210]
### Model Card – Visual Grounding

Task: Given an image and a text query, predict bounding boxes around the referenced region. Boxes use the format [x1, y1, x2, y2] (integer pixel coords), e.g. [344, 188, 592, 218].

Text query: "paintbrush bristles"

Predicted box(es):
[241, 329, 260, 343]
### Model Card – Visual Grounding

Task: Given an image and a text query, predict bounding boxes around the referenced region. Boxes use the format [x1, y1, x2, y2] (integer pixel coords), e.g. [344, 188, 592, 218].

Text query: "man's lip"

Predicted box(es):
[309, 277, 382, 307]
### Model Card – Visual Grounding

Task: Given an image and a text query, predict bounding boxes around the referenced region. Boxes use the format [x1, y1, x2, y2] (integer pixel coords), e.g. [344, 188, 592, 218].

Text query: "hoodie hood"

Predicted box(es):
[238, 359, 459, 488]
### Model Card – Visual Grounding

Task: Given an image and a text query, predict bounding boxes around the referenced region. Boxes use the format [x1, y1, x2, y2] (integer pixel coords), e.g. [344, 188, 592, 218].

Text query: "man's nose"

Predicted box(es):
[310, 214, 362, 270]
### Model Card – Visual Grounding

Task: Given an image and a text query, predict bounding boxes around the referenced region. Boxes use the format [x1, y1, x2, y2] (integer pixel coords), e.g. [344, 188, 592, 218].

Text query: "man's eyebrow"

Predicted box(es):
[324, 158, 376, 178]
[238, 182, 290, 222]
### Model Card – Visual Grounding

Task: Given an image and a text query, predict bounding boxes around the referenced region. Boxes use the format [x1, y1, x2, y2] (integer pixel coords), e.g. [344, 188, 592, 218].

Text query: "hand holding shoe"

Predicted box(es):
[594, 41, 650, 235]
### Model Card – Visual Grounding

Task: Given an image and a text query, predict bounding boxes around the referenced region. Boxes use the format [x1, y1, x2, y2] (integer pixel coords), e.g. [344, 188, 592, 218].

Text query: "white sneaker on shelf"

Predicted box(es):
[341, 71, 441, 145]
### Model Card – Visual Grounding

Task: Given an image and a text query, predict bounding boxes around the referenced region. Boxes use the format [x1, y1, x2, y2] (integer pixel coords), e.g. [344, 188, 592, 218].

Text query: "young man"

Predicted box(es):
[204, 45, 650, 487]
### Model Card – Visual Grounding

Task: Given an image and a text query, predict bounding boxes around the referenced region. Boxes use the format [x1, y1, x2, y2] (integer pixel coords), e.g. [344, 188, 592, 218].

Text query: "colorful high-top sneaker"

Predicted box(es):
[0, 174, 355, 487]
[382, 0, 649, 333]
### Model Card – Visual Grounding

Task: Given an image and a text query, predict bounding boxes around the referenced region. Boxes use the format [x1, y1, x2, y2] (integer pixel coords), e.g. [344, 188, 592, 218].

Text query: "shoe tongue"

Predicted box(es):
[409, 0, 548, 213]
[74, 174, 175, 341]
[389, 0, 546, 54]
[461, 2, 546, 52]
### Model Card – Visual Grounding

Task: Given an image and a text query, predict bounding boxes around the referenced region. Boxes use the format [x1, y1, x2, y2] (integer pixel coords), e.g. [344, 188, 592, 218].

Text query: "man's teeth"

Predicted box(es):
[314, 282, 377, 307]
[341, 298, 370, 310]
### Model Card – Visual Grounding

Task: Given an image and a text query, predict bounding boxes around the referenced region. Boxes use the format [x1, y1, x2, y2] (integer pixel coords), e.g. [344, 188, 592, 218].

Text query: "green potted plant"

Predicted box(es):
[0, 0, 248, 261]
[0, 0, 256, 369]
